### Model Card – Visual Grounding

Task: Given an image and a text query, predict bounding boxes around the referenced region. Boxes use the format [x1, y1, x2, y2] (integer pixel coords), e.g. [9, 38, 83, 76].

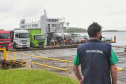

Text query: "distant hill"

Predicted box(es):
[65, 28, 124, 33]
[103, 30, 119, 32]
[118, 30, 126, 32]
[65, 27, 86, 33]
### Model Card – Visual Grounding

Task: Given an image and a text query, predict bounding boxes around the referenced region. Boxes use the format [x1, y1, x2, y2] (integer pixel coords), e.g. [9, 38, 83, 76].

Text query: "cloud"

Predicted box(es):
[0, 0, 126, 30]
[16, 7, 42, 18]
[106, 10, 126, 16]
[0, 6, 13, 13]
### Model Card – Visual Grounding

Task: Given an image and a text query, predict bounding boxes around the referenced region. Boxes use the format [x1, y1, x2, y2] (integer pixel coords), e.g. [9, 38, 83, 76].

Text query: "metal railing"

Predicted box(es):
[6, 51, 73, 76]
[0, 48, 123, 76]
[0, 48, 7, 60]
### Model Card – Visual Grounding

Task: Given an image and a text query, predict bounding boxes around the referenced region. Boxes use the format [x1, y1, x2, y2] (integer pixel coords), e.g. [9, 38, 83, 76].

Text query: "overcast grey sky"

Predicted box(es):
[0, 0, 126, 30]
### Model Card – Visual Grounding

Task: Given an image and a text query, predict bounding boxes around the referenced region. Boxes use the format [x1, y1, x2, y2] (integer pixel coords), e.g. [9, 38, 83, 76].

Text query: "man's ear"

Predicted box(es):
[96, 32, 101, 39]
[96, 32, 100, 36]
[97, 32, 100, 34]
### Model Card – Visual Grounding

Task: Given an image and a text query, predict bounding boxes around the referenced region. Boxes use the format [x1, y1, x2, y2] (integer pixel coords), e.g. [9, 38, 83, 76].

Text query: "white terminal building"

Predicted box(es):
[19, 11, 70, 45]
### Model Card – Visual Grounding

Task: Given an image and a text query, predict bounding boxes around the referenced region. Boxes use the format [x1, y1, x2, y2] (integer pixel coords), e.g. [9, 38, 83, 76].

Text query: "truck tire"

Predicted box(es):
[76, 41, 79, 44]
[30, 43, 32, 47]
[41, 46, 44, 49]
[30, 42, 34, 47]
[13, 43, 16, 49]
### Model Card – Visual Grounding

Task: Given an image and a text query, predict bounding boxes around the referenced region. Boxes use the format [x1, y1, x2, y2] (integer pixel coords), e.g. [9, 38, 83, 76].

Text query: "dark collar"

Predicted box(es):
[88, 39, 102, 42]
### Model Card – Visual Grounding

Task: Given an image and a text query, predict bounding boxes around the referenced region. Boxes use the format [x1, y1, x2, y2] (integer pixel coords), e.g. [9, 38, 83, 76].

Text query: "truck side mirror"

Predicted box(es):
[10, 34, 12, 38]
[34, 35, 35, 40]
[15, 34, 18, 37]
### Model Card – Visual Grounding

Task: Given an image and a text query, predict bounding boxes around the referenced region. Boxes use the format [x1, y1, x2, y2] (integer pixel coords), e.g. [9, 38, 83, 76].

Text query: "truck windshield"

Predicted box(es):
[0, 33, 10, 39]
[36, 35, 45, 41]
[19, 33, 29, 38]
[73, 34, 80, 37]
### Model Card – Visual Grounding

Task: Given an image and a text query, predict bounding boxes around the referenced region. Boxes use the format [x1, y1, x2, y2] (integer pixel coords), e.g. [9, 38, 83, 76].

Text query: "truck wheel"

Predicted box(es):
[30, 42, 34, 47]
[13, 43, 16, 49]
[76, 41, 79, 44]
[30, 43, 32, 47]
[41, 46, 44, 49]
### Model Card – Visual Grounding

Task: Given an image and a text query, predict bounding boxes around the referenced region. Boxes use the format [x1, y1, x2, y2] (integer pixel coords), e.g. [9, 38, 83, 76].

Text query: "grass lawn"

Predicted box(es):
[0, 69, 78, 84]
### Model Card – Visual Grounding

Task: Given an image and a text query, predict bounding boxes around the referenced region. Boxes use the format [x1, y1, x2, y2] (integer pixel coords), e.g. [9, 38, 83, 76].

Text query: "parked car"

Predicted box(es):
[102, 37, 112, 42]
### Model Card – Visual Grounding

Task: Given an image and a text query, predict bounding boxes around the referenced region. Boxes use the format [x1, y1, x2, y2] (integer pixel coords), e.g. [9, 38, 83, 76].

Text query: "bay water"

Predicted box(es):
[79, 32, 126, 46]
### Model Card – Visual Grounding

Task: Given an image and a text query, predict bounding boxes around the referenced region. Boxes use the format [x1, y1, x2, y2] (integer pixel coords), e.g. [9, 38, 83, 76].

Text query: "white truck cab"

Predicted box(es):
[71, 33, 81, 43]
[13, 30, 30, 48]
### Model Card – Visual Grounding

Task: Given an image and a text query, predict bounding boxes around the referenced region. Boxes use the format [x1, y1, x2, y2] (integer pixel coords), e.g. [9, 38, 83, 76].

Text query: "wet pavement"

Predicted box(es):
[112, 46, 126, 70]
[112, 46, 126, 84]
[4, 46, 126, 83]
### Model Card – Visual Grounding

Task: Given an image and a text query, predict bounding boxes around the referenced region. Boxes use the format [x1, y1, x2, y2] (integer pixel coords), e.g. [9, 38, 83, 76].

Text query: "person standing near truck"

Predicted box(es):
[73, 22, 119, 84]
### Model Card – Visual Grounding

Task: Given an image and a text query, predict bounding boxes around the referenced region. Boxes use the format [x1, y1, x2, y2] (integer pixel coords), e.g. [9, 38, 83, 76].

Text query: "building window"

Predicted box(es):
[55, 20, 58, 22]
[21, 26, 25, 28]
[21, 21, 25, 24]
[32, 24, 38, 27]
[49, 20, 51, 22]
[52, 20, 55, 22]
[56, 24, 58, 27]
[52, 20, 58, 22]
[52, 24, 54, 27]
[52, 24, 58, 27]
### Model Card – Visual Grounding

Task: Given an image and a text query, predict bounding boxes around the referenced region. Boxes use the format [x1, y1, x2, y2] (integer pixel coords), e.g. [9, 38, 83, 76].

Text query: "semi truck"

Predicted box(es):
[29, 29, 45, 48]
[0, 30, 11, 50]
[10, 30, 30, 49]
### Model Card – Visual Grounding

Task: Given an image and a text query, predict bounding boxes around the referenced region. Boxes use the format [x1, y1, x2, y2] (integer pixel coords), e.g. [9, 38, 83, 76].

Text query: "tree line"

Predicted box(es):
[65, 27, 87, 33]
[65, 27, 119, 33]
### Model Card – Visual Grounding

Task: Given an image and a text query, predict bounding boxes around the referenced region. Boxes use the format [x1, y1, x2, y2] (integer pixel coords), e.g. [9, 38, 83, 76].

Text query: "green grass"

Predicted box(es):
[0, 69, 78, 84]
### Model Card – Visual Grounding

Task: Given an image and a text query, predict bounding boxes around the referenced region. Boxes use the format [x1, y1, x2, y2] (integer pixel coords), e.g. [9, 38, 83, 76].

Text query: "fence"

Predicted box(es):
[0, 48, 7, 60]
[0, 48, 123, 76]
[6, 51, 73, 76]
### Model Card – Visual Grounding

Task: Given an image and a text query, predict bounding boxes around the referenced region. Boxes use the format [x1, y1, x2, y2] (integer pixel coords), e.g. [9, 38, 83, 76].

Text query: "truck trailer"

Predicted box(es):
[0, 30, 11, 50]
[10, 30, 30, 48]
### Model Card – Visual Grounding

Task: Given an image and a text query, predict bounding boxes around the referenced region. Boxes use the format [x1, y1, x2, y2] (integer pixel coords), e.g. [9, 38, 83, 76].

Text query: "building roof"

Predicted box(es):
[46, 18, 61, 20]
[15, 28, 41, 30]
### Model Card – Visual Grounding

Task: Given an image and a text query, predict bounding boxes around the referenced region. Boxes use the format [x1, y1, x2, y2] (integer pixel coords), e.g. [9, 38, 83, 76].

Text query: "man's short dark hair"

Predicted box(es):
[87, 22, 102, 38]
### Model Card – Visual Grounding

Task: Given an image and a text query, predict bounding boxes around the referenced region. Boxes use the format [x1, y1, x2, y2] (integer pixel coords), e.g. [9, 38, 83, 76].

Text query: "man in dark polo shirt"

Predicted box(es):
[72, 22, 119, 84]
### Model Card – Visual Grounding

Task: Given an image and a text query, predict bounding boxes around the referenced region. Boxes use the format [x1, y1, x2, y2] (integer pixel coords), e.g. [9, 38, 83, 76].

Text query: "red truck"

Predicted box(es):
[0, 30, 11, 50]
